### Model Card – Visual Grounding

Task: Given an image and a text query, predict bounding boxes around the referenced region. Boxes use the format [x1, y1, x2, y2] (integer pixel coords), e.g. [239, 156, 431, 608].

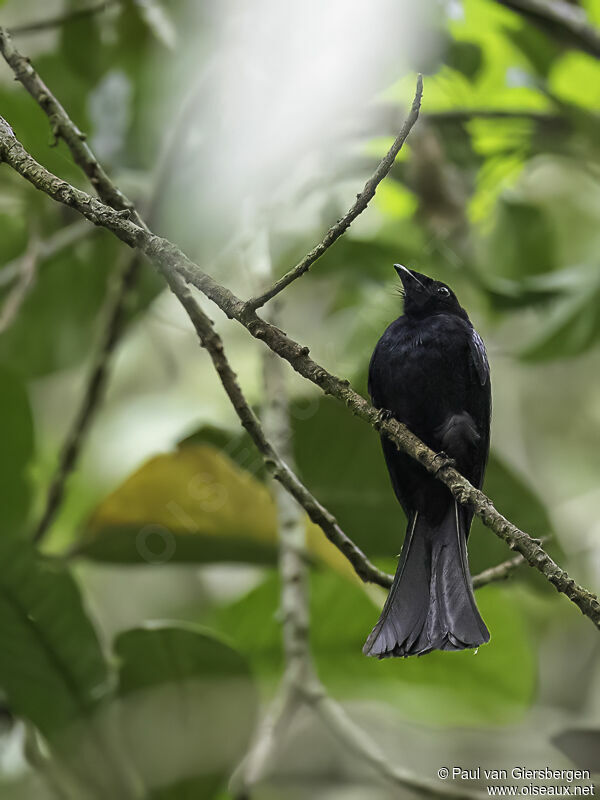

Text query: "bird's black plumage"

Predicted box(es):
[364, 265, 491, 658]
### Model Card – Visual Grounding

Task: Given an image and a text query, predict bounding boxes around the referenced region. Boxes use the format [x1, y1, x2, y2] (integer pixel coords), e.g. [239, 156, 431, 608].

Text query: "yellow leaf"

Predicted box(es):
[81, 444, 358, 581]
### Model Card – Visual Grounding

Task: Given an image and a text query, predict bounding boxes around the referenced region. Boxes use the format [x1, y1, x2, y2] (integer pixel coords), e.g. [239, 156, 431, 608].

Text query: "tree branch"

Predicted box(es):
[493, 0, 600, 59]
[0, 28, 140, 219]
[0, 117, 597, 630]
[246, 74, 423, 310]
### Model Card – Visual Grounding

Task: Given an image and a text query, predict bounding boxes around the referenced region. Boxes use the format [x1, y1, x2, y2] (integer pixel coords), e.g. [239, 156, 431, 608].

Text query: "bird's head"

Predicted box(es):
[394, 264, 467, 320]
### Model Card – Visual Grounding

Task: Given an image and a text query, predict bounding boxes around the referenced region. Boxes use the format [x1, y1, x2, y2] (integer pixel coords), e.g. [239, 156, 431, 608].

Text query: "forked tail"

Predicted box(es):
[363, 503, 489, 658]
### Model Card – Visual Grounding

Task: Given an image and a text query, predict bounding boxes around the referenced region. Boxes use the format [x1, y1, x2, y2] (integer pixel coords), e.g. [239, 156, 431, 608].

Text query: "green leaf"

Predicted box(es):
[60, 0, 107, 83]
[485, 198, 558, 279]
[549, 52, 600, 111]
[519, 276, 600, 361]
[115, 625, 258, 799]
[0, 535, 109, 738]
[0, 365, 34, 533]
[0, 213, 28, 267]
[292, 396, 405, 558]
[0, 536, 136, 797]
[291, 398, 554, 574]
[504, 24, 562, 78]
[469, 454, 558, 586]
[211, 571, 537, 726]
[479, 274, 562, 311]
[445, 41, 483, 81]
[0, 233, 115, 377]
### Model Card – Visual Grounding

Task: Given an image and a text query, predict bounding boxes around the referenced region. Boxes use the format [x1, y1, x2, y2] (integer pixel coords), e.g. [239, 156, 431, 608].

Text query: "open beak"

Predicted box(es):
[394, 264, 426, 289]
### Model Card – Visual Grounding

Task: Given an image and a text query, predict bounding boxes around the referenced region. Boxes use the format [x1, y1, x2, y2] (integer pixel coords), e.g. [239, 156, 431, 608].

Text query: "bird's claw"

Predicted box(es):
[377, 408, 394, 425]
[432, 451, 456, 476]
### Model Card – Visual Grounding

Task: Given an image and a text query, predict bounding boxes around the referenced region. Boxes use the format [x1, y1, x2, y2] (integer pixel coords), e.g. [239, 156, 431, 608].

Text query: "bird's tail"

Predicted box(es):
[363, 503, 490, 657]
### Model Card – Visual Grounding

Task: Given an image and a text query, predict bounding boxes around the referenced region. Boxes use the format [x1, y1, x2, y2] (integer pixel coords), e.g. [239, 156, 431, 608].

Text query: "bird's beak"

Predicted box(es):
[394, 264, 426, 290]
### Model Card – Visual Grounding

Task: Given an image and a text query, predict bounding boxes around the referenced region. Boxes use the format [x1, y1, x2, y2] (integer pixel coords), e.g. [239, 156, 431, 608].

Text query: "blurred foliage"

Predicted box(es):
[79, 441, 357, 579]
[208, 571, 536, 726]
[81, 400, 556, 590]
[0, 365, 33, 533]
[0, 532, 257, 799]
[0, 0, 599, 797]
[0, 534, 109, 741]
[115, 625, 258, 798]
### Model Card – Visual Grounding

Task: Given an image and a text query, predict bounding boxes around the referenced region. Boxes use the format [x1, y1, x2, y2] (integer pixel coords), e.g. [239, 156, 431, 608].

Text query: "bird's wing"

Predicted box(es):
[469, 329, 490, 386]
[367, 339, 386, 408]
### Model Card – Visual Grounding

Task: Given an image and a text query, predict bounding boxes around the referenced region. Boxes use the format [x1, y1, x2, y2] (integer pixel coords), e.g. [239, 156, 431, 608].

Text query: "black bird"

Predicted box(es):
[364, 265, 491, 658]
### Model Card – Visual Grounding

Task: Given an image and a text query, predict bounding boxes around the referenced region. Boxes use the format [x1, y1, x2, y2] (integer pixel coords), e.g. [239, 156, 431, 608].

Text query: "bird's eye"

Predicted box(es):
[437, 286, 450, 297]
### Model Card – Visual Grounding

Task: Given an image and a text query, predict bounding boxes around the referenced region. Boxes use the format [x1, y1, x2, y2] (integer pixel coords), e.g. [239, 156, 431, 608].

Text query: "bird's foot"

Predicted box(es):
[376, 408, 395, 426]
[432, 451, 456, 476]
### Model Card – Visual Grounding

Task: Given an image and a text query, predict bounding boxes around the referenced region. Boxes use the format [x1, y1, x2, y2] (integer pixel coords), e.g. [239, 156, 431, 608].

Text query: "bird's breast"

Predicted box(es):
[372, 315, 476, 426]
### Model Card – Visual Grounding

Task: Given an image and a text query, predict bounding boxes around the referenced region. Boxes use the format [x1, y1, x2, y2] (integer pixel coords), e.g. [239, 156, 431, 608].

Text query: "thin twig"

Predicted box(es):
[493, 0, 600, 59]
[247, 74, 423, 310]
[9, 2, 120, 36]
[472, 553, 530, 590]
[472, 536, 551, 589]
[0, 233, 39, 334]
[0, 120, 597, 630]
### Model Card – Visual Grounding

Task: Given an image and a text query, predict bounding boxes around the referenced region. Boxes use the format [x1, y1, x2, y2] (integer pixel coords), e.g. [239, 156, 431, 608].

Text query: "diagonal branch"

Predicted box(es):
[247, 74, 423, 310]
[0, 118, 597, 630]
[0, 28, 140, 220]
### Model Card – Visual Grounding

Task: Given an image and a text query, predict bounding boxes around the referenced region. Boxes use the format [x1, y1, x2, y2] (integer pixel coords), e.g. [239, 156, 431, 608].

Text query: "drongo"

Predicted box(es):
[364, 265, 491, 658]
